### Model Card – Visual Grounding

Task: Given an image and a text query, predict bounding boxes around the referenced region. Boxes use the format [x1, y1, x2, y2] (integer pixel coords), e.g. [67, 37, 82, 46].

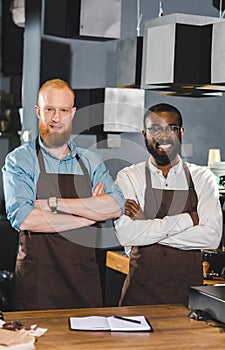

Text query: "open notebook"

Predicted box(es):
[69, 315, 153, 332]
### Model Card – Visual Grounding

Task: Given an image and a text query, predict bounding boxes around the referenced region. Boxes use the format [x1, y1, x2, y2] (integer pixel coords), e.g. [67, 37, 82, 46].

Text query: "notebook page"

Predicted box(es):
[70, 316, 110, 330]
[107, 316, 151, 331]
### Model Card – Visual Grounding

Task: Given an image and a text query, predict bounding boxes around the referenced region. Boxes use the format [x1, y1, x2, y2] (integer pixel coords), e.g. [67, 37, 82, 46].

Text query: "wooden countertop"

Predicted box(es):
[4, 304, 225, 349]
[106, 251, 225, 286]
[106, 250, 129, 274]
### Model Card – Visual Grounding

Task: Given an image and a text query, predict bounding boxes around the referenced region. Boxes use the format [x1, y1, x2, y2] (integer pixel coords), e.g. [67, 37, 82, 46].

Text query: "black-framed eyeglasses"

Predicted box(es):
[146, 125, 181, 137]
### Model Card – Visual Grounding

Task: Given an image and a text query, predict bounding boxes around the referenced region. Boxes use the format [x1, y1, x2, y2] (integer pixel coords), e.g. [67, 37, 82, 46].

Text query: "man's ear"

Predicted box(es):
[71, 107, 76, 120]
[180, 127, 184, 136]
[34, 105, 40, 119]
[142, 129, 146, 139]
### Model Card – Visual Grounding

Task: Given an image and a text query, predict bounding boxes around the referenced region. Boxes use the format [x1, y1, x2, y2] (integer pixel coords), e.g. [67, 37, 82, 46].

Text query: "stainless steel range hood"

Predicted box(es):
[141, 13, 225, 96]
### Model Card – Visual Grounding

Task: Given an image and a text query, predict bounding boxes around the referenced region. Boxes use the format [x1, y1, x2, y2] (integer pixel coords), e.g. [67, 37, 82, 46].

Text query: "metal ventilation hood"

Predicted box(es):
[11, 0, 122, 39]
[116, 36, 143, 88]
[141, 13, 225, 96]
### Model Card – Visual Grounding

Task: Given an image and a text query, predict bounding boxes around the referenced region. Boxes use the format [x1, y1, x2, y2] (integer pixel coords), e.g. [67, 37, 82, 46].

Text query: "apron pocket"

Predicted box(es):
[13, 258, 37, 303]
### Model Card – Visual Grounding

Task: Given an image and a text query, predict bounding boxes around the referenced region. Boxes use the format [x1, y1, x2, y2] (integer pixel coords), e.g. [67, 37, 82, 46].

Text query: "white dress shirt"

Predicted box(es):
[114, 157, 222, 251]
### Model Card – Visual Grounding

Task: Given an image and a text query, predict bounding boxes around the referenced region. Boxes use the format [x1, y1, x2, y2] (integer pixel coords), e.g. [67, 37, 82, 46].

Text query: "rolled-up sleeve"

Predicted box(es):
[3, 144, 126, 230]
[90, 158, 125, 213]
[160, 167, 222, 250]
[2, 147, 37, 231]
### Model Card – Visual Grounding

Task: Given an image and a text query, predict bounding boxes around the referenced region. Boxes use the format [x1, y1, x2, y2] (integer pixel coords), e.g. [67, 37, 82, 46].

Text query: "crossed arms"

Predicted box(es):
[114, 166, 222, 250]
[20, 183, 122, 233]
[124, 198, 199, 225]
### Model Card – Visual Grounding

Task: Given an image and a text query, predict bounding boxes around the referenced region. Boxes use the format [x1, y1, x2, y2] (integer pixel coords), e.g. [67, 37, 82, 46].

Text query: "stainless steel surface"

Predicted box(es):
[103, 87, 145, 132]
[141, 13, 225, 93]
[80, 0, 122, 39]
[212, 21, 225, 84]
[116, 37, 143, 87]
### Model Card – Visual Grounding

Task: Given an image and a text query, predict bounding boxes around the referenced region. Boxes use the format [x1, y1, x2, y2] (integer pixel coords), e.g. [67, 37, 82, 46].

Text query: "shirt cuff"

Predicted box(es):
[12, 206, 34, 231]
[161, 212, 194, 239]
[109, 193, 125, 215]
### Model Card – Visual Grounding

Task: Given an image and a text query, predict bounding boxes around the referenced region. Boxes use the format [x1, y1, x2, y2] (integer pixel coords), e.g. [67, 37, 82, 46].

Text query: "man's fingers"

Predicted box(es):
[125, 199, 140, 217]
[125, 201, 140, 212]
[92, 182, 104, 196]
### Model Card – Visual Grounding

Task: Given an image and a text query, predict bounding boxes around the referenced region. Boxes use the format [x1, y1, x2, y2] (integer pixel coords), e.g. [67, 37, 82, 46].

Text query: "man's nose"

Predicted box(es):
[160, 127, 169, 138]
[52, 110, 61, 122]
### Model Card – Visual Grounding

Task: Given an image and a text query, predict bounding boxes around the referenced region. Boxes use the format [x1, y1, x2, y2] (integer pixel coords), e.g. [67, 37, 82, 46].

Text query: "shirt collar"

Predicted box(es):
[38, 135, 78, 158]
[148, 155, 183, 175]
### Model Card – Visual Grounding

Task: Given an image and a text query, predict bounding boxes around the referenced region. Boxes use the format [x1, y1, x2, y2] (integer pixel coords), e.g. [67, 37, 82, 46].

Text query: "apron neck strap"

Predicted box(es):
[145, 159, 195, 191]
[36, 137, 90, 177]
[36, 137, 46, 172]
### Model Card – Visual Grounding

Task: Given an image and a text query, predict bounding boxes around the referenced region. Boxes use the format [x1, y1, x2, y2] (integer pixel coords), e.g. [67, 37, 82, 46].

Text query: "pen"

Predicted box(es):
[113, 316, 141, 324]
[0, 311, 4, 321]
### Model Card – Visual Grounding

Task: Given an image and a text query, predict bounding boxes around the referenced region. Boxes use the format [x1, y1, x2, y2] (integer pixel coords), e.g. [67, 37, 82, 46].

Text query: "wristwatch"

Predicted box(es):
[48, 197, 58, 213]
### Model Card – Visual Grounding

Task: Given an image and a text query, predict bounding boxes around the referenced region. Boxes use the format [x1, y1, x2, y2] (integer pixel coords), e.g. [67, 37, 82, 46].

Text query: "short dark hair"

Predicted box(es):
[143, 103, 183, 129]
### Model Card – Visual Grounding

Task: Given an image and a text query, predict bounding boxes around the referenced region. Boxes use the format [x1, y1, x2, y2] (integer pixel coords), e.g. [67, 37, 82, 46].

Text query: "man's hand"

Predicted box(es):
[35, 182, 105, 210]
[92, 182, 105, 196]
[125, 199, 145, 220]
[189, 211, 199, 226]
[34, 181, 121, 222]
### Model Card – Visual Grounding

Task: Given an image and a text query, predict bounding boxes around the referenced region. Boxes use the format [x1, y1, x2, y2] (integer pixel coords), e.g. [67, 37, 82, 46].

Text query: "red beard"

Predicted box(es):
[39, 122, 72, 148]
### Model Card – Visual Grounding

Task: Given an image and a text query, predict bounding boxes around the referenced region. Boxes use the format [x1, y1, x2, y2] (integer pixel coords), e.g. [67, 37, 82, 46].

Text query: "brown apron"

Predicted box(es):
[11, 139, 103, 310]
[120, 162, 203, 306]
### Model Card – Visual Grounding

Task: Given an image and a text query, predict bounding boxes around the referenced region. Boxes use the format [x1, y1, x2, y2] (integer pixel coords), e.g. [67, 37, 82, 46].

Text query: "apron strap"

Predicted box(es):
[35, 137, 90, 178]
[145, 159, 195, 191]
[144, 159, 198, 218]
[75, 153, 90, 178]
[35, 137, 46, 172]
[182, 161, 195, 190]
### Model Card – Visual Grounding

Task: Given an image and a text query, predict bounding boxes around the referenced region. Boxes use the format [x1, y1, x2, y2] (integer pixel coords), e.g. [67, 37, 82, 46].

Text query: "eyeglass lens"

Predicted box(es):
[147, 125, 180, 136]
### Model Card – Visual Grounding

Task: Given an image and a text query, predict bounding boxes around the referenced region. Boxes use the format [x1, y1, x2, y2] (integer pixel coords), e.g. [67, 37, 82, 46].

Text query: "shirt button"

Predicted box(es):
[165, 183, 168, 187]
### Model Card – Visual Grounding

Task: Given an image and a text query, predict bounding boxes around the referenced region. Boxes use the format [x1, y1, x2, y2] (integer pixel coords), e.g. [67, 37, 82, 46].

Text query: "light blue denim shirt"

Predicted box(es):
[2, 136, 125, 231]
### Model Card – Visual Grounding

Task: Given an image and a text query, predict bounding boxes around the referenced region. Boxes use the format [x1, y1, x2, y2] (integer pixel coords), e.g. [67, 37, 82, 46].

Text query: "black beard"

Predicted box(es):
[144, 138, 181, 166]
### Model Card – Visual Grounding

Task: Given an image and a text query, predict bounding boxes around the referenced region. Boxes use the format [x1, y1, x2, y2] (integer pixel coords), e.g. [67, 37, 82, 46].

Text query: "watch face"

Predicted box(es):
[49, 197, 57, 208]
